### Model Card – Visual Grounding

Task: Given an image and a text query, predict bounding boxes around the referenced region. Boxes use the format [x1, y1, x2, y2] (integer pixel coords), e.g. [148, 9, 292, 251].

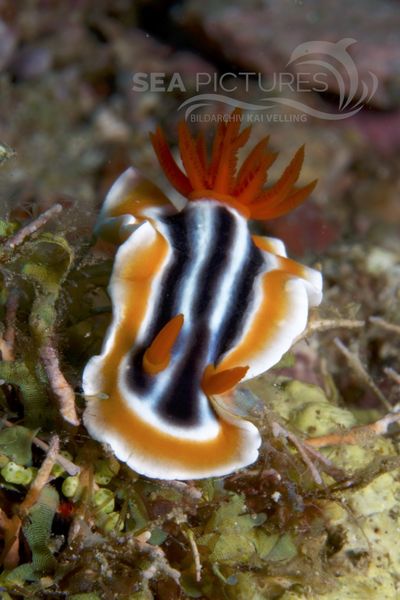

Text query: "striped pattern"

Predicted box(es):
[83, 197, 322, 479]
[121, 201, 267, 436]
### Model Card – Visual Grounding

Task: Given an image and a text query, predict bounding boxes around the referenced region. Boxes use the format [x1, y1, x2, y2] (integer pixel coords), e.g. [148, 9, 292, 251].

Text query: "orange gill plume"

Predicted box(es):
[149, 108, 317, 220]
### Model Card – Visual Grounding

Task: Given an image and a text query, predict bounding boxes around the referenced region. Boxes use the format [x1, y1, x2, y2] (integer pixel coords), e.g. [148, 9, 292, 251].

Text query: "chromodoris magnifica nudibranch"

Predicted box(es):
[83, 109, 322, 480]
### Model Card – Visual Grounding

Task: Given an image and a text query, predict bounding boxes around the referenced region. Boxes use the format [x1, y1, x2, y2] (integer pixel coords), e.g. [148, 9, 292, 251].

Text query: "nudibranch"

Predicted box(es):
[83, 109, 322, 480]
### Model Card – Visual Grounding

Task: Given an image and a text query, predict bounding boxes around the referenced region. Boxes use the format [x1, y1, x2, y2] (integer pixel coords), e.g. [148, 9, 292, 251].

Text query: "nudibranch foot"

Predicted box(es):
[83, 392, 262, 480]
[83, 108, 323, 480]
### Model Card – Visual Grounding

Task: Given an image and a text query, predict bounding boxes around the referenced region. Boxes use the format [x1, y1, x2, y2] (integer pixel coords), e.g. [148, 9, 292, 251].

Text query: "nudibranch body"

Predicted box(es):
[83, 110, 322, 480]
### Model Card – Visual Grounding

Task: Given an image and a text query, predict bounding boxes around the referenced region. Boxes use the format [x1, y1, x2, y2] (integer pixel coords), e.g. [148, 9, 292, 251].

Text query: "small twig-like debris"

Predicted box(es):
[352, 407, 400, 435]
[334, 337, 392, 411]
[0, 289, 19, 361]
[384, 367, 400, 386]
[159, 479, 202, 501]
[271, 421, 323, 484]
[3, 203, 63, 252]
[307, 406, 400, 449]
[0, 418, 80, 475]
[320, 358, 341, 403]
[33, 439, 80, 476]
[136, 530, 152, 543]
[228, 466, 282, 483]
[295, 318, 365, 344]
[369, 316, 400, 336]
[67, 513, 89, 544]
[128, 535, 181, 584]
[186, 529, 202, 582]
[68, 465, 98, 543]
[0, 509, 21, 569]
[39, 343, 80, 426]
[301, 440, 337, 468]
[20, 435, 59, 516]
[141, 562, 159, 580]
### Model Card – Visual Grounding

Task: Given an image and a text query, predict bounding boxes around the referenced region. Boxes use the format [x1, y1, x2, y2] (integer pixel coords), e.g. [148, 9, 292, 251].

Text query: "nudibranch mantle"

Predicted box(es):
[83, 110, 322, 480]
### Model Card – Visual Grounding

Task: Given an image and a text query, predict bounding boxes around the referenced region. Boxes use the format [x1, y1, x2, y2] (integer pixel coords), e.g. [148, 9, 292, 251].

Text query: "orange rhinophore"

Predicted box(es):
[201, 364, 249, 396]
[83, 109, 322, 480]
[143, 314, 184, 375]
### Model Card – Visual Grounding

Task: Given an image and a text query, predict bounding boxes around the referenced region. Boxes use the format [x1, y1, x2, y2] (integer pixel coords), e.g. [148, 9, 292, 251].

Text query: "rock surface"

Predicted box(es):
[178, 0, 400, 109]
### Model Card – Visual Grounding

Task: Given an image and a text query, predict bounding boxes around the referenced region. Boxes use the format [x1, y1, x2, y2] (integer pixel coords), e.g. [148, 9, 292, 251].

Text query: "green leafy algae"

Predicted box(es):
[0, 425, 36, 465]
